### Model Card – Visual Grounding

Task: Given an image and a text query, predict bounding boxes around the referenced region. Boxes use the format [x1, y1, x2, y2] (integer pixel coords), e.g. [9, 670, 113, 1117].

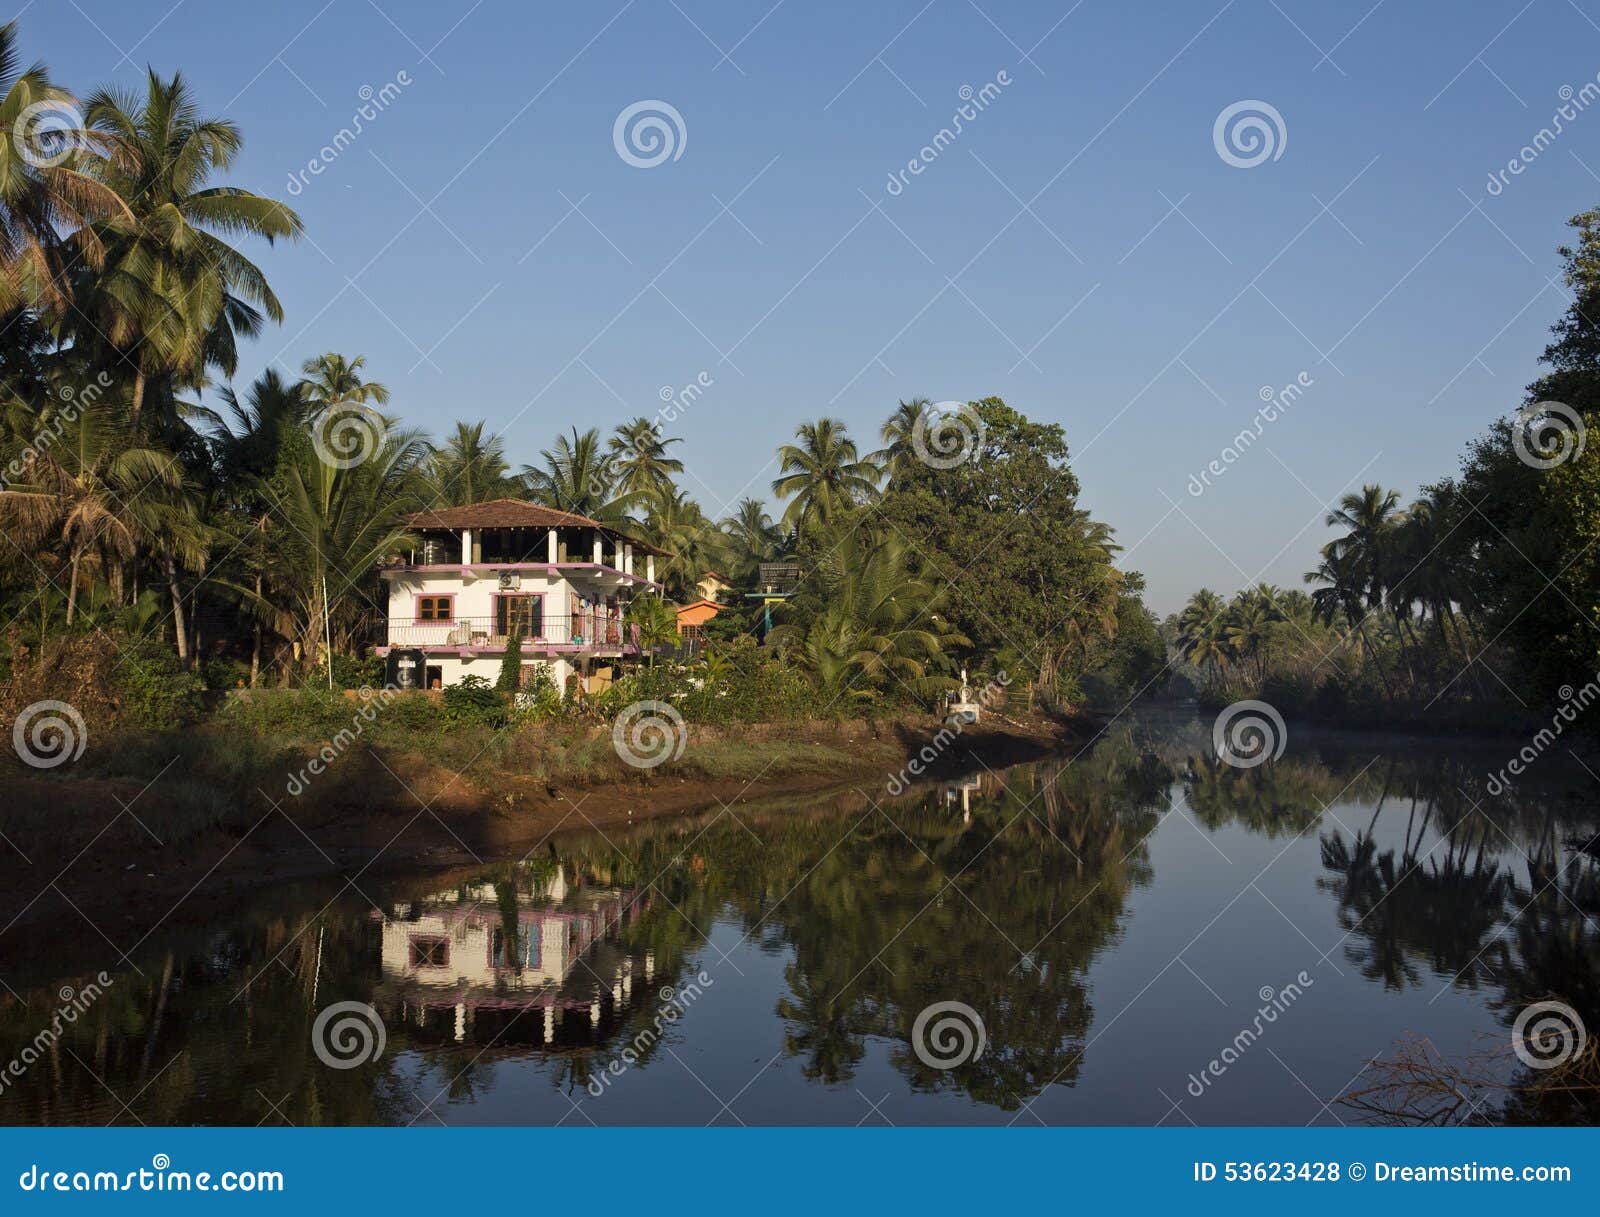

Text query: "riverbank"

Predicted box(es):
[0, 709, 1082, 958]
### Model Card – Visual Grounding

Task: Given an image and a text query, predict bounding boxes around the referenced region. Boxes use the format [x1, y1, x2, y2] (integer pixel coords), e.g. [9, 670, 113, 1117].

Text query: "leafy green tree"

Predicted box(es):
[874, 398, 1123, 699]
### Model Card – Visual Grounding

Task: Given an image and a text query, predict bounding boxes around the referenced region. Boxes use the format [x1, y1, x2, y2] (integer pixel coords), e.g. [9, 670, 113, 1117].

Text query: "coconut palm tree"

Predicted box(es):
[300, 352, 389, 413]
[0, 20, 130, 313]
[424, 420, 518, 506]
[871, 397, 931, 485]
[772, 418, 880, 533]
[1176, 588, 1229, 681]
[608, 416, 683, 501]
[0, 402, 185, 627]
[520, 427, 630, 521]
[643, 489, 730, 599]
[1324, 484, 1401, 612]
[771, 529, 965, 701]
[263, 419, 428, 671]
[722, 497, 781, 584]
[71, 70, 301, 423]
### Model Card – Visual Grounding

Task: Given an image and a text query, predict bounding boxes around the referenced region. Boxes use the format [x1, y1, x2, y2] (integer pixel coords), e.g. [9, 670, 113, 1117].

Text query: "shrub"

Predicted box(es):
[496, 630, 524, 693]
[442, 675, 506, 728]
[114, 638, 206, 731]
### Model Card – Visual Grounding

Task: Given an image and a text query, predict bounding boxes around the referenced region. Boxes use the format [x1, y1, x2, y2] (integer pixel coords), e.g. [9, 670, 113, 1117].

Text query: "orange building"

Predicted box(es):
[675, 597, 721, 644]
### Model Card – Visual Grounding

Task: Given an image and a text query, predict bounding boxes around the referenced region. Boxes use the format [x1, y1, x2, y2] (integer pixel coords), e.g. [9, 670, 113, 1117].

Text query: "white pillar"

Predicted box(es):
[613, 538, 625, 570]
[592, 534, 603, 564]
[624, 543, 633, 575]
[544, 1005, 555, 1041]
[646, 555, 655, 583]
[461, 529, 473, 564]
[547, 528, 558, 563]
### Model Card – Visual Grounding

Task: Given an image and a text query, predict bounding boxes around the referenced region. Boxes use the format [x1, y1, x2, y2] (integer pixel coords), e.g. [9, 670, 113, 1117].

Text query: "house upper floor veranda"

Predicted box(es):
[379, 498, 669, 589]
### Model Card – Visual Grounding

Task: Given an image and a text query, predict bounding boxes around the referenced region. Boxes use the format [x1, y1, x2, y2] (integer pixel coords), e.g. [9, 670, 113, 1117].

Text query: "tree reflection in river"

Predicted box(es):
[0, 711, 1595, 1124]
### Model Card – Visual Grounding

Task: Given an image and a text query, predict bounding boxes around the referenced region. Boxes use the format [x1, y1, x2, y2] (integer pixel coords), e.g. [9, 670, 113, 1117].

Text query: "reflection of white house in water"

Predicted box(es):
[374, 869, 655, 1049]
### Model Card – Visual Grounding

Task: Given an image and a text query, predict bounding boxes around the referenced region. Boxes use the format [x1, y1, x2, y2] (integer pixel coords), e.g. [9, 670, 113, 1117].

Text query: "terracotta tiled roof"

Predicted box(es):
[404, 498, 672, 557]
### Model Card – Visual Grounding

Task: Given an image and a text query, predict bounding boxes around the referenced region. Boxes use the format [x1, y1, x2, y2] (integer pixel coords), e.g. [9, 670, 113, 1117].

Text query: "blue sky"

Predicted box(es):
[25, 0, 1600, 613]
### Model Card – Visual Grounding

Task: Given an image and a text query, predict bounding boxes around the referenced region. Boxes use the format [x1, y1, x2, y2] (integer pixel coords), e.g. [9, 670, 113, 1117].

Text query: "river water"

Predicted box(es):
[2, 707, 1596, 1125]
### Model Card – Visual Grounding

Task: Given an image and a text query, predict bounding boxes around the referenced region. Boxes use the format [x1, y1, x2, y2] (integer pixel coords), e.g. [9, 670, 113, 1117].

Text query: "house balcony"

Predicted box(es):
[375, 615, 639, 657]
[377, 561, 662, 591]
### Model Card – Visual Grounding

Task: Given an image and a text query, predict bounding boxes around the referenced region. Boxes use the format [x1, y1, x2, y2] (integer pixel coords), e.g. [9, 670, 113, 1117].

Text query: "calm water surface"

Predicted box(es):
[2, 708, 1596, 1125]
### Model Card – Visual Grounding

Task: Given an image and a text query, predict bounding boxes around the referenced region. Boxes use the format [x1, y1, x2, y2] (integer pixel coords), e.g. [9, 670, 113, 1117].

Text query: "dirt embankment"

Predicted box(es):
[0, 711, 1084, 956]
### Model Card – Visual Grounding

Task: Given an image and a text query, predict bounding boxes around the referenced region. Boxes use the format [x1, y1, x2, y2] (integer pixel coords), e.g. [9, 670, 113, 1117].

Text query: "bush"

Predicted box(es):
[114, 638, 206, 731]
[442, 675, 506, 728]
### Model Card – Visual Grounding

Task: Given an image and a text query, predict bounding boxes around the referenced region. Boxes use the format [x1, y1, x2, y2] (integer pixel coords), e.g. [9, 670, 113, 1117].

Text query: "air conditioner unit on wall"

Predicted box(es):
[498, 572, 521, 591]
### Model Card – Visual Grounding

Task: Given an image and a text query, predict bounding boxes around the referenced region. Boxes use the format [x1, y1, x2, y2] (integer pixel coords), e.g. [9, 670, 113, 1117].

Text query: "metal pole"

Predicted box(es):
[323, 575, 334, 691]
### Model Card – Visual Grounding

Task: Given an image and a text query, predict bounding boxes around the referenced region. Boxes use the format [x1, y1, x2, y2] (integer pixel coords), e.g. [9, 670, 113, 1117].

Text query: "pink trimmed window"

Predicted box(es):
[416, 594, 454, 622]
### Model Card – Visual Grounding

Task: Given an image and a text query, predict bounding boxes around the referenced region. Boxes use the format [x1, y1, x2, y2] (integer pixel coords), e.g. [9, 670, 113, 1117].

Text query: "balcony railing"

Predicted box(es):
[380, 615, 636, 650]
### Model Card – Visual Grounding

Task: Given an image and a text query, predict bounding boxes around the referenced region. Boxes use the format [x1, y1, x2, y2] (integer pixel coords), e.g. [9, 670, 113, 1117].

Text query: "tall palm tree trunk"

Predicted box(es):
[163, 552, 189, 665]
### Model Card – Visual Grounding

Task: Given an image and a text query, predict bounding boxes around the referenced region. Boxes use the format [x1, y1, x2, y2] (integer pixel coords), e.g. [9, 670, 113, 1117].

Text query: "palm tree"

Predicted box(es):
[424, 420, 518, 506]
[210, 367, 310, 484]
[624, 595, 679, 665]
[0, 21, 130, 313]
[208, 368, 311, 682]
[770, 529, 965, 701]
[772, 418, 880, 533]
[608, 417, 683, 501]
[0, 402, 185, 628]
[263, 420, 428, 671]
[1324, 484, 1401, 612]
[520, 427, 630, 521]
[871, 397, 931, 485]
[722, 497, 781, 585]
[1176, 588, 1229, 681]
[300, 352, 389, 413]
[70, 71, 301, 424]
[645, 489, 729, 598]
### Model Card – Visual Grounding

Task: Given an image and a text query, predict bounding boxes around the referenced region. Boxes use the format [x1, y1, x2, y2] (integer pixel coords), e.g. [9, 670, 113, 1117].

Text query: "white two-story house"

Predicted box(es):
[374, 498, 669, 694]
